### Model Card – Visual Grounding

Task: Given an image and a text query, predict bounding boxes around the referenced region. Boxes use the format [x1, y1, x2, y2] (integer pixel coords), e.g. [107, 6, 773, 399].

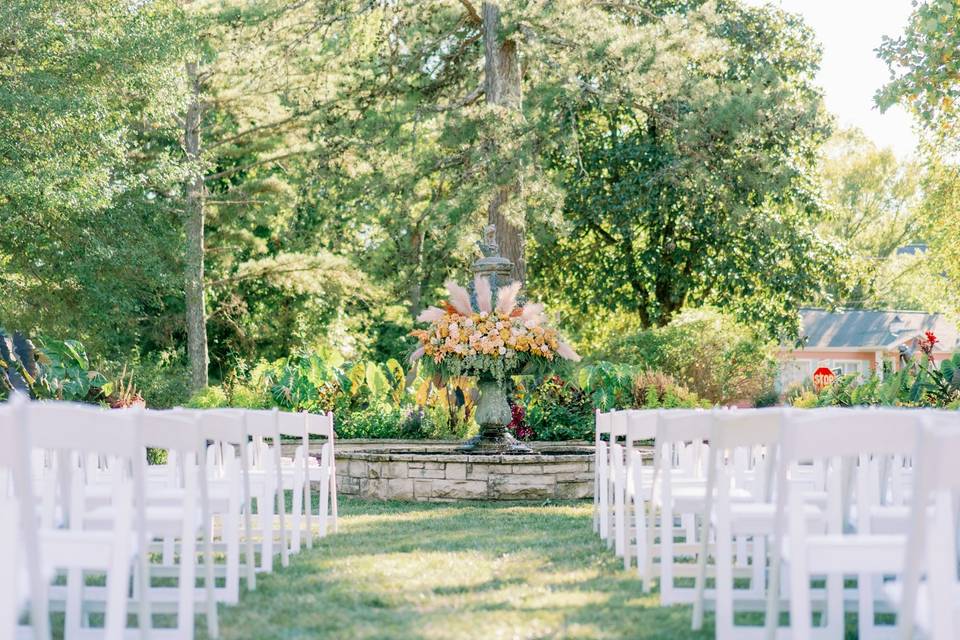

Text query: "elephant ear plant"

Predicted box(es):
[0, 329, 37, 396]
[0, 330, 107, 402]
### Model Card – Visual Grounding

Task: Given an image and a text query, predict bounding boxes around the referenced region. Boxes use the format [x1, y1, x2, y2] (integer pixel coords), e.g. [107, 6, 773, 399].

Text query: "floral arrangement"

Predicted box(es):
[410, 276, 580, 382]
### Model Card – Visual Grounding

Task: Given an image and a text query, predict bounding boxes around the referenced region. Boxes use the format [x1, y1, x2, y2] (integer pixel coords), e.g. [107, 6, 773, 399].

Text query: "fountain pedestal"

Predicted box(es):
[458, 376, 532, 454]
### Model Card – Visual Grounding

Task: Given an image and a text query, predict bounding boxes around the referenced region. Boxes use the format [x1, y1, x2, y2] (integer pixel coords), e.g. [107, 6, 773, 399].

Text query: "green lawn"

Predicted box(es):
[204, 498, 713, 640]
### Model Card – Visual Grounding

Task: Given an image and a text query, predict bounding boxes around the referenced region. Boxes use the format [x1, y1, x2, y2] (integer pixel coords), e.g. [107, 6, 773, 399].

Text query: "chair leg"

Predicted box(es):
[290, 474, 303, 554]
[64, 567, 83, 638]
[225, 505, 240, 604]
[104, 544, 131, 640]
[318, 473, 329, 538]
[260, 483, 274, 573]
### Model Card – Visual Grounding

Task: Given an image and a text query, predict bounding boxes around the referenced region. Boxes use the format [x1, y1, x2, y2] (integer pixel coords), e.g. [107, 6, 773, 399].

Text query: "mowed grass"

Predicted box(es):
[201, 498, 713, 640]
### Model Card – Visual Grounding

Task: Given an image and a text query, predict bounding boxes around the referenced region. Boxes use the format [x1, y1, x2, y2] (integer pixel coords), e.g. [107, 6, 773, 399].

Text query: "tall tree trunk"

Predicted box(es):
[482, 2, 525, 283]
[184, 61, 209, 392]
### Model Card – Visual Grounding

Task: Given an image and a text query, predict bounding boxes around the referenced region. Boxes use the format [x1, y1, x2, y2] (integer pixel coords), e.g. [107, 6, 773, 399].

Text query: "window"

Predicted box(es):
[777, 359, 813, 391]
[831, 360, 868, 378]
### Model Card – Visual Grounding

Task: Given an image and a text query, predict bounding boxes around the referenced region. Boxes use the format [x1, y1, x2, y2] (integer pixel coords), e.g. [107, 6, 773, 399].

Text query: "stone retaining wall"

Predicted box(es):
[335, 449, 594, 502]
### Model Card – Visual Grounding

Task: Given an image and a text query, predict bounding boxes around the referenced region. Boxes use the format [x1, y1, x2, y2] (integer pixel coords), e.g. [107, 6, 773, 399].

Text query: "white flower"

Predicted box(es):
[540, 344, 549, 352]
[498, 346, 506, 355]
[495, 321, 503, 329]
[479, 311, 488, 319]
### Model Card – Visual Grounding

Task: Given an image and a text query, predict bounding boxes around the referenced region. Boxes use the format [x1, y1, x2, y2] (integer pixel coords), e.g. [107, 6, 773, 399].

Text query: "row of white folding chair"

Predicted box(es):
[683, 407, 922, 640]
[894, 413, 960, 640]
[766, 408, 925, 640]
[597, 408, 711, 591]
[173, 408, 337, 588]
[692, 408, 814, 640]
[693, 410, 918, 638]
[3, 396, 219, 640]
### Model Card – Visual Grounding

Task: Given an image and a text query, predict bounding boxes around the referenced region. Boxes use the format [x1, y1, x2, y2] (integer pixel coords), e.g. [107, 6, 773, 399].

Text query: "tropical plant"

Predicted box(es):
[524, 375, 594, 442]
[33, 338, 108, 402]
[576, 361, 640, 412]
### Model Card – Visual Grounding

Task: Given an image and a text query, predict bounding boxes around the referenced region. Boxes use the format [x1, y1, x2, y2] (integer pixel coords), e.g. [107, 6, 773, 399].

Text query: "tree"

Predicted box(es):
[530, 1, 841, 338]
[877, 0, 960, 147]
[878, 0, 960, 316]
[818, 128, 923, 307]
[0, 0, 190, 354]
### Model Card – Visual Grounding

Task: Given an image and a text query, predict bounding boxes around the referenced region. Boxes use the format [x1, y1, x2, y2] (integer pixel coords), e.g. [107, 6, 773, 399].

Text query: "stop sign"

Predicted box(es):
[812, 367, 837, 391]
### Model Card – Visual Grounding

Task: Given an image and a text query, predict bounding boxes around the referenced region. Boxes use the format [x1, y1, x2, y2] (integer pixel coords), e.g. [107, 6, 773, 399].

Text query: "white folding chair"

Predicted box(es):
[173, 408, 253, 601]
[594, 410, 613, 540]
[124, 409, 219, 639]
[244, 409, 288, 570]
[0, 494, 18, 640]
[276, 411, 308, 555]
[610, 411, 628, 557]
[622, 409, 658, 583]
[303, 412, 337, 541]
[26, 401, 142, 640]
[767, 408, 922, 640]
[0, 395, 49, 640]
[649, 409, 714, 605]
[691, 408, 806, 639]
[893, 412, 960, 640]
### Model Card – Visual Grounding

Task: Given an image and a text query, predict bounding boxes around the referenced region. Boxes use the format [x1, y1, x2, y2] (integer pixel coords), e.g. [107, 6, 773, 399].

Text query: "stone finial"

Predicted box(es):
[478, 224, 499, 258]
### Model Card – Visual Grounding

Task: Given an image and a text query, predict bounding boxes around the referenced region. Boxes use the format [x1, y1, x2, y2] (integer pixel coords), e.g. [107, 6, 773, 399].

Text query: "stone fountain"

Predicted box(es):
[458, 225, 532, 454]
[324, 226, 593, 502]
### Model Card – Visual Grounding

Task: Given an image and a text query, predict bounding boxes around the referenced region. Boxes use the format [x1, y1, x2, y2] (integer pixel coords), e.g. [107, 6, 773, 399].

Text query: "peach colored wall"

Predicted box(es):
[780, 349, 952, 369]
[781, 350, 878, 368]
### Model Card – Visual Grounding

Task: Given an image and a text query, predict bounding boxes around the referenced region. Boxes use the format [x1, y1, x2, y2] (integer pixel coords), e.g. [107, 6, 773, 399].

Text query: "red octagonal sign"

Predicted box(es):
[812, 366, 837, 392]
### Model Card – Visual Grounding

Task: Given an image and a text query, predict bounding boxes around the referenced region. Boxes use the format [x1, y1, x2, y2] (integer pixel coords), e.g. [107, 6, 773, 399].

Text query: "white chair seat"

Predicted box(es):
[666, 485, 753, 512]
[85, 505, 204, 537]
[782, 534, 906, 573]
[720, 502, 823, 535]
[39, 529, 138, 571]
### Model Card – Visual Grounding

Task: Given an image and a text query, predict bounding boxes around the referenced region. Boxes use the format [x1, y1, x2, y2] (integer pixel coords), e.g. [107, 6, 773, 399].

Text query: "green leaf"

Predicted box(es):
[365, 362, 390, 399]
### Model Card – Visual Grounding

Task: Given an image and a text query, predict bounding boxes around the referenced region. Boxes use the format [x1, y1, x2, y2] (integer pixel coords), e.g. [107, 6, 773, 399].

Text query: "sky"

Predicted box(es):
[744, 0, 919, 158]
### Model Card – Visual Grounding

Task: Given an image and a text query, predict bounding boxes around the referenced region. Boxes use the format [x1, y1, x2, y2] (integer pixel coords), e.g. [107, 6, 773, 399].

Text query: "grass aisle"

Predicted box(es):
[206, 499, 712, 639]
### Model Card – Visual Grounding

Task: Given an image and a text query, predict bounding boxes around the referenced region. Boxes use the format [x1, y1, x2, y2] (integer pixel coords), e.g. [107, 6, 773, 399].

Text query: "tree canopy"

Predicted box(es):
[3, 0, 929, 393]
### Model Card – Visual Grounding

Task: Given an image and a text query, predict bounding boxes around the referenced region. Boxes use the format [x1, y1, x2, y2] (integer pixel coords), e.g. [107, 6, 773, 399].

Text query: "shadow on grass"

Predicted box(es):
[202, 498, 713, 640]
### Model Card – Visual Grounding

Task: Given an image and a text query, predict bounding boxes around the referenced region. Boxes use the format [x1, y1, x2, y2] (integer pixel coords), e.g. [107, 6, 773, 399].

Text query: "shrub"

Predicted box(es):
[631, 370, 706, 409]
[119, 351, 190, 409]
[524, 375, 594, 441]
[336, 404, 408, 439]
[521, 367, 707, 441]
[597, 307, 777, 405]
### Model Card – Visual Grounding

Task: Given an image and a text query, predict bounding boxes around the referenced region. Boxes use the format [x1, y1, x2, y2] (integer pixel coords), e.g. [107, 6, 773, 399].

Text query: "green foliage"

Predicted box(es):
[524, 366, 706, 442]
[34, 338, 107, 402]
[0, 0, 191, 357]
[119, 352, 191, 410]
[524, 376, 595, 442]
[576, 362, 641, 412]
[877, 0, 960, 145]
[531, 1, 841, 338]
[818, 129, 928, 309]
[596, 308, 778, 405]
[793, 354, 960, 409]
